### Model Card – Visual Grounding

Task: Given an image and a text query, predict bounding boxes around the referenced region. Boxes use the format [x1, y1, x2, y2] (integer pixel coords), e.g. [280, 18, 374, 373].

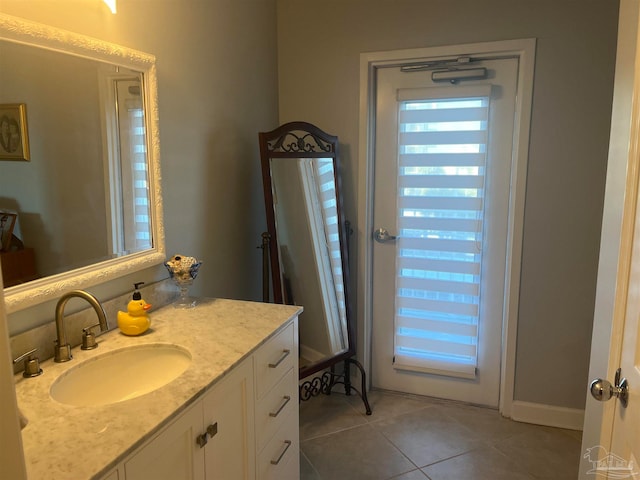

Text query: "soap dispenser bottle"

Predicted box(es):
[117, 282, 152, 336]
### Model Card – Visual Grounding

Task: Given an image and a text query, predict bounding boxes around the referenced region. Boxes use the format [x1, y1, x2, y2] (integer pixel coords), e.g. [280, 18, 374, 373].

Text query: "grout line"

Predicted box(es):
[385, 468, 431, 479]
[299, 449, 323, 480]
[300, 420, 373, 443]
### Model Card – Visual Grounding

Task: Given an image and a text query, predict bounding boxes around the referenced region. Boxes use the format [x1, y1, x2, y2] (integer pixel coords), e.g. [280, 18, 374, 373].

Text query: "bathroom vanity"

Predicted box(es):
[13, 298, 301, 480]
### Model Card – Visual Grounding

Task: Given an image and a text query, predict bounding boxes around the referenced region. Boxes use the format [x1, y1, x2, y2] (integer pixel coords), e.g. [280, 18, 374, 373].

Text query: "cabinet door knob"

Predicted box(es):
[196, 422, 218, 448]
[206, 422, 218, 438]
[196, 433, 208, 448]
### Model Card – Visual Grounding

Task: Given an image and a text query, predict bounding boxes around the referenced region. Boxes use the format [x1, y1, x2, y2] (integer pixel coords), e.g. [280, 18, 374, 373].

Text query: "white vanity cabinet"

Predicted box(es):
[103, 318, 298, 480]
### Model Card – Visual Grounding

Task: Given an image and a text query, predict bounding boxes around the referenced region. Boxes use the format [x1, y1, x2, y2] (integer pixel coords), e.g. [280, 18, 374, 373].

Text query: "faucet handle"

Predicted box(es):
[81, 323, 102, 350]
[13, 348, 43, 378]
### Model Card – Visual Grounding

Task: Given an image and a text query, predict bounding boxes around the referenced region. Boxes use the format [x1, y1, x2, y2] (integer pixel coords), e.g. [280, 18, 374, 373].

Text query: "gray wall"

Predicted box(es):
[277, 0, 619, 409]
[1, 0, 279, 335]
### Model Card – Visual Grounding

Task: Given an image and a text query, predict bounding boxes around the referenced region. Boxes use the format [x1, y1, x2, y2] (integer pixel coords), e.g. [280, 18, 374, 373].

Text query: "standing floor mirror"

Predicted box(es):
[259, 121, 371, 414]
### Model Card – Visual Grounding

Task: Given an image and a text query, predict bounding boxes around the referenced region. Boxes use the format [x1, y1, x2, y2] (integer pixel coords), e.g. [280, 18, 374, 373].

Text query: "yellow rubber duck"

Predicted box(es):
[117, 283, 152, 336]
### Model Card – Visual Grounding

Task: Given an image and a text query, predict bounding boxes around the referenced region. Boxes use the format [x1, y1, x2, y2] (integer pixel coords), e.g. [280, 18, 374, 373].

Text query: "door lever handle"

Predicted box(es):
[590, 368, 629, 408]
[373, 228, 398, 243]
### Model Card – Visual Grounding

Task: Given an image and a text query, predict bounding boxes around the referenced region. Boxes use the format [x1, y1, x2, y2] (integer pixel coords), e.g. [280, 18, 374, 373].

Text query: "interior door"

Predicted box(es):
[371, 57, 518, 407]
[581, 4, 640, 476]
[584, 135, 640, 478]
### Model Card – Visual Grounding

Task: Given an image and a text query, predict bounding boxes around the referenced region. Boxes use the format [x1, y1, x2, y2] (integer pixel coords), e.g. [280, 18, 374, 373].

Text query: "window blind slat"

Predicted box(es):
[400, 174, 484, 189]
[394, 353, 477, 378]
[398, 276, 480, 296]
[400, 237, 481, 254]
[399, 196, 483, 211]
[400, 106, 489, 124]
[398, 257, 481, 275]
[396, 334, 477, 357]
[400, 153, 486, 168]
[397, 314, 478, 337]
[398, 296, 479, 317]
[400, 130, 487, 146]
[400, 216, 481, 233]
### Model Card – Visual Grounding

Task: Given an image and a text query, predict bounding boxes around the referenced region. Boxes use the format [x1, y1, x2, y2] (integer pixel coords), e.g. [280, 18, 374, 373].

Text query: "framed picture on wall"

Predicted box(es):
[0, 212, 17, 251]
[0, 104, 30, 161]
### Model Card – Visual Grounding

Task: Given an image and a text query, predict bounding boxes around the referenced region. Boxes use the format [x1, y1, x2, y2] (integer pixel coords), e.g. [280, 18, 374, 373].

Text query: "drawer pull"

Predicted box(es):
[268, 349, 291, 369]
[269, 395, 291, 418]
[270, 440, 292, 465]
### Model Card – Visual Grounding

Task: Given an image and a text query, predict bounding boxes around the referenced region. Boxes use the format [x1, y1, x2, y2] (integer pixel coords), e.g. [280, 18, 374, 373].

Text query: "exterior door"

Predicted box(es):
[371, 56, 519, 407]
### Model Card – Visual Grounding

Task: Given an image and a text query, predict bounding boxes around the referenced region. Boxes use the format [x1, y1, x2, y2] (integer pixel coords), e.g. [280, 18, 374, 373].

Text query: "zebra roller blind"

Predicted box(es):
[393, 85, 491, 379]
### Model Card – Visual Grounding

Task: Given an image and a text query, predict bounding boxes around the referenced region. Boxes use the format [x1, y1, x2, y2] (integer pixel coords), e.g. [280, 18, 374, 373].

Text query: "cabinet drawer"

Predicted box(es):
[257, 411, 299, 480]
[255, 322, 295, 399]
[256, 367, 297, 452]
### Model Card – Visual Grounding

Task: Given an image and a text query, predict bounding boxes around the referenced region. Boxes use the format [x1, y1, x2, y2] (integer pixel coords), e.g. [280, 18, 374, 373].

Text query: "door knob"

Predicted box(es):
[373, 228, 398, 243]
[590, 368, 629, 407]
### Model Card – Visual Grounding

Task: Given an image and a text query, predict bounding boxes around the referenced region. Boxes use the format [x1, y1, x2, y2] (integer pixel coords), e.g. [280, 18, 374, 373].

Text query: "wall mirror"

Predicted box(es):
[259, 121, 370, 413]
[0, 14, 165, 313]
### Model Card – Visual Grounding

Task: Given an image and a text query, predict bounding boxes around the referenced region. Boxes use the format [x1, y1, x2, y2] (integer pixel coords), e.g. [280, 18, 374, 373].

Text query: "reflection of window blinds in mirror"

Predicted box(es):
[115, 79, 151, 253]
[127, 103, 151, 250]
[313, 160, 348, 342]
[298, 160, 342, 352]
[393, 88, 490, 379]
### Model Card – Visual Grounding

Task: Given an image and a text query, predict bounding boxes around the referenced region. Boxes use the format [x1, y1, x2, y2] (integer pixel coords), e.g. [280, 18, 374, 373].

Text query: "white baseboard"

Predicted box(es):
[510, 400, 584, 431]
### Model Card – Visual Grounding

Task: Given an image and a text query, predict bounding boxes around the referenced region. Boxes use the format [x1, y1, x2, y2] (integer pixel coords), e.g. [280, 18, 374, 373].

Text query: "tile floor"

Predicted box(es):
[299, 389, 582, 480]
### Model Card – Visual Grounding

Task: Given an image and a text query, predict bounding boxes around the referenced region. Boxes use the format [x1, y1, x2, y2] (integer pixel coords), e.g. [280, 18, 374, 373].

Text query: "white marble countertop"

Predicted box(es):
[14, 297, 301, 480]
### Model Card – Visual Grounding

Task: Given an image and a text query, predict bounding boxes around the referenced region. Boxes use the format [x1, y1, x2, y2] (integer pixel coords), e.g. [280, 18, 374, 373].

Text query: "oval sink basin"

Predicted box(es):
[50, 344, 192, 407]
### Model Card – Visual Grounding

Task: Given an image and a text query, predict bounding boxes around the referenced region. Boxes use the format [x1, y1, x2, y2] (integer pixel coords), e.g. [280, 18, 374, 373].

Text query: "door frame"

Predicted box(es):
[357, 38, 536, 416]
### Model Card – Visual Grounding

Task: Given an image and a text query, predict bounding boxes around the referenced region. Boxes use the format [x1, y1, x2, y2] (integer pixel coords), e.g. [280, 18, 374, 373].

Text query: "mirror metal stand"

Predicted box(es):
[259, 121, 371, 415]
[298, 358, 372, 415]
[261, 227, 372, 415]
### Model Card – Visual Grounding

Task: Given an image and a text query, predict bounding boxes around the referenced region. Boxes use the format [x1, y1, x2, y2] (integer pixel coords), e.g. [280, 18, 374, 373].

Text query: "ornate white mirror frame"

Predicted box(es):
[0, 13, 165, 314]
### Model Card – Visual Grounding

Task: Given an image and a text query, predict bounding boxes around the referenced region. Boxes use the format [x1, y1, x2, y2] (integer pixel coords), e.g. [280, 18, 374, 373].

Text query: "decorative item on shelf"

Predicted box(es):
[117, 282, 152, 335]
[164, 254, 203, 309]
[0, 211, 17, 251]
[0, 208, 38, 287]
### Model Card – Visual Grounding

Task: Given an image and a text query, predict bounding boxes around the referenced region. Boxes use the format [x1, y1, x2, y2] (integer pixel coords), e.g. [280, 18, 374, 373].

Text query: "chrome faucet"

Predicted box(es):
[54, 290, 109, 363]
